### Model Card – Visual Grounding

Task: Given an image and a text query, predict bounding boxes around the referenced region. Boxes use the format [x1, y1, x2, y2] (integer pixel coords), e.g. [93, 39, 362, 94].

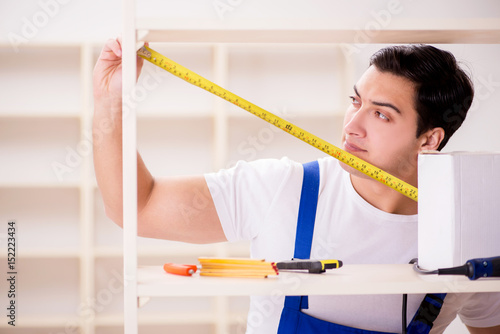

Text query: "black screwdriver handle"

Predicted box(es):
[467, 256, 500, 280]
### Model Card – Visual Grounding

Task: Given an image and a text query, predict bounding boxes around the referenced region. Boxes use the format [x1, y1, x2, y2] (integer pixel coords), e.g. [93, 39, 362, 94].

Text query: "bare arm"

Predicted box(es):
[92, 38, 226, 244]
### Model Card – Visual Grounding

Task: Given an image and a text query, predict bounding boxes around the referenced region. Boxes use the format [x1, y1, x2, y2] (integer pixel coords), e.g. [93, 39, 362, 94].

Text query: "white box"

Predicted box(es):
[418, 152, 500, 270]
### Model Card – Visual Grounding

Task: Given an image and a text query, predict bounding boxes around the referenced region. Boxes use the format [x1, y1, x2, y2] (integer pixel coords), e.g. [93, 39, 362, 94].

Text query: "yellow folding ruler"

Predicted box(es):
[137, 45, 418, 202]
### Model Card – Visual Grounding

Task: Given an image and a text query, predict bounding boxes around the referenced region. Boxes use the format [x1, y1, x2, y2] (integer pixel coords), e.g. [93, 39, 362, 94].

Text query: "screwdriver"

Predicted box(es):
[414, 256, 500, 280]
[163, 263, 198, 276]
[276, 259, 343, 274]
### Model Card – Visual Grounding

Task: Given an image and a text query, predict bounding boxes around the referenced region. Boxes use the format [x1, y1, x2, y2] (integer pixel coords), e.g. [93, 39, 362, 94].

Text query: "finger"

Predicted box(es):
[136, 41, 148, 76]
[115, 36, 122, 56]
[108, 37, 122, 57]
[137, 55, 144, 76]
[99, 38, 122, 61]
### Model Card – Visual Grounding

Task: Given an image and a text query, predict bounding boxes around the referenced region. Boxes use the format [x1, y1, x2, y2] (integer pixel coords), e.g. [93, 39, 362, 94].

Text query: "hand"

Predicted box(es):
[93, 37, 145, 103]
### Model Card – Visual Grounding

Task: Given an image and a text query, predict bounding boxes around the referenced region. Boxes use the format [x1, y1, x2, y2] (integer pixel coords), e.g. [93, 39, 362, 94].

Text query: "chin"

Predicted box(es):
[338, 160, 371, 180]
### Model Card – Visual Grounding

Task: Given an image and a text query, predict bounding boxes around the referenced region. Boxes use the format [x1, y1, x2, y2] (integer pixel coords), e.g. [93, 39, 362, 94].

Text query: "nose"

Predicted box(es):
[344, 108, 367, 138]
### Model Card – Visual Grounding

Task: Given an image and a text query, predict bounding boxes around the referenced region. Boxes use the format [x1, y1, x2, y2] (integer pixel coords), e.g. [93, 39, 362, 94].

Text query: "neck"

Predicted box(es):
[350, 174, 418, 215]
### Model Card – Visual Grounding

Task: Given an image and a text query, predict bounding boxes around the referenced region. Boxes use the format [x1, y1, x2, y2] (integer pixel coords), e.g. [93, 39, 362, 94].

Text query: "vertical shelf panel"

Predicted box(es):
[122, 0, 138, 333]
[80, 43, 96, 334]
[212, 44, 229, 171]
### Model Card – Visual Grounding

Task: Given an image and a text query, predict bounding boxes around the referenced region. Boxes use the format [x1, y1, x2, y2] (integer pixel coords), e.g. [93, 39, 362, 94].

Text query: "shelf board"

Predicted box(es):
[0, 249, 80, 258]
[94, 311, 247, 326]
[0, 182, 81, 189]
[137, 264, 500, 298]
[0, 112, 81, 119]
[138, 18, 500, 44]
[0, 315, 79, 328]
[0, 42, 84, 49]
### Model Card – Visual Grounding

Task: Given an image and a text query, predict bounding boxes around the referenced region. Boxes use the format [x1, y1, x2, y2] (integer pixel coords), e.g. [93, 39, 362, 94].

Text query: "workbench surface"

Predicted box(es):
[137, 264, 500, 297]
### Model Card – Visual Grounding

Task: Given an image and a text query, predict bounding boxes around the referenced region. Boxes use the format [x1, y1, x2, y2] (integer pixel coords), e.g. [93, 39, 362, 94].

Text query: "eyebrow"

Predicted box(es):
[353, 85, 401, 114]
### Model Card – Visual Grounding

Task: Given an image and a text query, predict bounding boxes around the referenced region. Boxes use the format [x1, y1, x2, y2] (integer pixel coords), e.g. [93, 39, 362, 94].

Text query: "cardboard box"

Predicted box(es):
[418, 152, 500, 270]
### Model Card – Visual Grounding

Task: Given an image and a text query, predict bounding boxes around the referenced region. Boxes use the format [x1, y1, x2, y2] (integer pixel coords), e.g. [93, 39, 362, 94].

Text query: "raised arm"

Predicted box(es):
[92, 38, 226, 243]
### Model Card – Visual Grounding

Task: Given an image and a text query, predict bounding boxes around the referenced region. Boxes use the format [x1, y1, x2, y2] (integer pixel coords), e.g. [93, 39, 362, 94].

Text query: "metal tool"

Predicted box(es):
[276, 259, 343, 274]
[413, 256, 500, 280]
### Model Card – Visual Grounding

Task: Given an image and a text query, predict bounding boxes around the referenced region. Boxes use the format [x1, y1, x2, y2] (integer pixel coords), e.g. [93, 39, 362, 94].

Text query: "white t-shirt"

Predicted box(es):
[205, 157, 500, 333]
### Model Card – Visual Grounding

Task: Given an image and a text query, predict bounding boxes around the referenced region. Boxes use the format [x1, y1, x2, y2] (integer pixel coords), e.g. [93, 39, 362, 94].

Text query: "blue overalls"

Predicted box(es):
[277, 161, 446, 334]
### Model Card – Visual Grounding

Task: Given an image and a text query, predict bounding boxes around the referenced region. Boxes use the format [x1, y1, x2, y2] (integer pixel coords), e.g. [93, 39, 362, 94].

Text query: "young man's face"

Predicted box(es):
[340, 65, 424, 183]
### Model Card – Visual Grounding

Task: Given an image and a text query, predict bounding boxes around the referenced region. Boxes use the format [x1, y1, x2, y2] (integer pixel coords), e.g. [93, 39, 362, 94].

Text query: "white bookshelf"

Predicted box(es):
[121, 2, 500, 334]
[0, 32, 346, 334]
[138, 18, 500, 44]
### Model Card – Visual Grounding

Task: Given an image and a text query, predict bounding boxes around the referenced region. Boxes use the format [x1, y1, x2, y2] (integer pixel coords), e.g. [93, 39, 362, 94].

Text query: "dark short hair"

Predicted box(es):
[369, 44, 474, 150]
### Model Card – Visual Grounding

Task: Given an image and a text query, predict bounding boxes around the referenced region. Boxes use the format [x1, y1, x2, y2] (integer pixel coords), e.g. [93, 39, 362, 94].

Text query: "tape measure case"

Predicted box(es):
[417, 152, 500, 270]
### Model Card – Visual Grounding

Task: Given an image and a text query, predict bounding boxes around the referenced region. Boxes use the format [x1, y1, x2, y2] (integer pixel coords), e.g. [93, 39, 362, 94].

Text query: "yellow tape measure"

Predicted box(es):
[137, 45, 418, 202]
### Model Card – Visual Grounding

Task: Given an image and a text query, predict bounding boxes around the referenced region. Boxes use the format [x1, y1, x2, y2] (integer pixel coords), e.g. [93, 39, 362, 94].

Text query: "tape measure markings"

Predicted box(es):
[137, 45, 418, 201]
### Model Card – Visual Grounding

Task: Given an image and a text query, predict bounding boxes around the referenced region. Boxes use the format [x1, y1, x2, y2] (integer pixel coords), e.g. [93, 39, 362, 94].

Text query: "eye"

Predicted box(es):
[375, 111, 389, 121]
[349, 95, 360, 106]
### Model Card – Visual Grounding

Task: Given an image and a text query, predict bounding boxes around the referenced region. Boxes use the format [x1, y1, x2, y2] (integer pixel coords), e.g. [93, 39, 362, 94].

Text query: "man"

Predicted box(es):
[93, 38, 500, 333]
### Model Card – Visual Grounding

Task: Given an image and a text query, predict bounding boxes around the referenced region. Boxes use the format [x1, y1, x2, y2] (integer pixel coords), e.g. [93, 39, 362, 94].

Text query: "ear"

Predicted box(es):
[418, 127, 445, 152]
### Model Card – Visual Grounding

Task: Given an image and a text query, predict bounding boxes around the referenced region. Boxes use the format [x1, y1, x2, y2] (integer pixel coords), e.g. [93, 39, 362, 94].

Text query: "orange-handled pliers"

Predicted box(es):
[163, 263, 198, 276]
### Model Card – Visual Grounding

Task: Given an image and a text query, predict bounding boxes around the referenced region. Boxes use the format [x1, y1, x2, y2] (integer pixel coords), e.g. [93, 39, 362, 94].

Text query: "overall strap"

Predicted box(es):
[279, 160, 445, 333]
[284, 160, 320, 311]
[407, 293, 447, 334]
[294, 160, 320, 259]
